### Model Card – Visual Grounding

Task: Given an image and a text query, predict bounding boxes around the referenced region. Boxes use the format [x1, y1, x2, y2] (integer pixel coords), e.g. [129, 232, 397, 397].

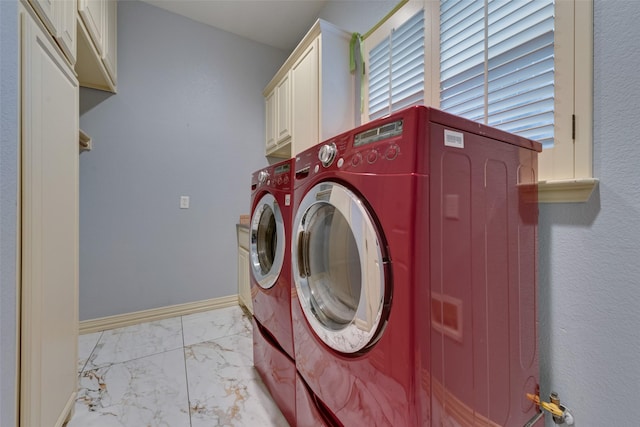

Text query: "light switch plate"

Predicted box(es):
[180, 196, 190, 209]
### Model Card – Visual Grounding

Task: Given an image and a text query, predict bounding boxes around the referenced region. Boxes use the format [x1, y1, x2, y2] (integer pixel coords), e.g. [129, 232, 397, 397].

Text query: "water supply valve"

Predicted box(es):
[526, 391, 575, 425]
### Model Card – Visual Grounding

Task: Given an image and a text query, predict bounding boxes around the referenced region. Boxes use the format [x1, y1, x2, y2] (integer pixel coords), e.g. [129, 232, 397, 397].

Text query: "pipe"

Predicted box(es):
[524, 411, 545, 427]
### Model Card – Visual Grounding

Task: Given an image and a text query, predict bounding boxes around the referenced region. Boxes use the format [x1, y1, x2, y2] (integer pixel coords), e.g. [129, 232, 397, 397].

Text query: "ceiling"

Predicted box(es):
[140, 0, 329, 52]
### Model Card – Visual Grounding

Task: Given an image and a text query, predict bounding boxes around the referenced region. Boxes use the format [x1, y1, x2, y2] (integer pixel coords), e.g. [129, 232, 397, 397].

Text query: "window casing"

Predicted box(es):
[363, 0, 595, 201]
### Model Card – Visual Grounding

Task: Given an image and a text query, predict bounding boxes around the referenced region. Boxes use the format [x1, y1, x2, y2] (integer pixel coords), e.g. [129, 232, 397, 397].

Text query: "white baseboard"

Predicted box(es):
[55, 391, 76, 427]
[79, 295, 239, 334]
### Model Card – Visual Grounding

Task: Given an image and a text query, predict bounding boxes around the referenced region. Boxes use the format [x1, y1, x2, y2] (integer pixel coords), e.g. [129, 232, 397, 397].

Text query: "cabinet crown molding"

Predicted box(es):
[263, 19, 350, 96]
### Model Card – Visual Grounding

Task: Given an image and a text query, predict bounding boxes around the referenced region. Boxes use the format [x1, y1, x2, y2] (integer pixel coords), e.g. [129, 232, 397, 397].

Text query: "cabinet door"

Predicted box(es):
[291, 38, 319, 155]
[78, 0, 105, 56]
[28, 0, 56, 37]
[276, 73, 291, 143]
[265, 89, 277, 150]
[20, 6, 79, 427]
[28, 0, 77, 65]
[56, 0, 77, 65]
[102, 0, 117, 83]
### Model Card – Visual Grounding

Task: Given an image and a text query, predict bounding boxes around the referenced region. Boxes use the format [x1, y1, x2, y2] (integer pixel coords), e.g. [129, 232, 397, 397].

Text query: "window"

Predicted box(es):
[363, 0, 596, 202]
[368, 9, 425, 120]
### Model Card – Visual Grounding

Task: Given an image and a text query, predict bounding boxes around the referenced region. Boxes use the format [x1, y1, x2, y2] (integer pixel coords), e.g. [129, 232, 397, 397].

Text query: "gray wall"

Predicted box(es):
[318, 0, 397, 35]
[78, 0, 287, 320]
[0, 0, 19, 425]
[537, 1, 640, 424]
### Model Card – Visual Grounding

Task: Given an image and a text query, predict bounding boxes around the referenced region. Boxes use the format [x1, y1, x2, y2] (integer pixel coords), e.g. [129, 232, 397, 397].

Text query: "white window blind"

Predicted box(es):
[440, 0, 556, 148]
[368, 9, 425, 120]
[369, 37, 392, 120]
[439, 0, 485, 121]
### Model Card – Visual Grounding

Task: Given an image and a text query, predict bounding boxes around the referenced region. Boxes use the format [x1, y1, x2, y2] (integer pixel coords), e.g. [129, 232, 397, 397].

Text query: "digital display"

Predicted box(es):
[275, 163, 290, 175]
[354, 120, 404, 147]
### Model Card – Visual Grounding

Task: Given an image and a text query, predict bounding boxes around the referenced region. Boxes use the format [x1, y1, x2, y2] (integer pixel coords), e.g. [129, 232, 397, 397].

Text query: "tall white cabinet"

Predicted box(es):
[20, 3, 79, 426]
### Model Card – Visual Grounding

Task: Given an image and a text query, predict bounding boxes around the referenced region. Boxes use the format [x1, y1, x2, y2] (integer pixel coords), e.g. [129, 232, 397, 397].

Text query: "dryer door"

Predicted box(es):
[251, 193, 285, 289]
[292, 181, 388, 354]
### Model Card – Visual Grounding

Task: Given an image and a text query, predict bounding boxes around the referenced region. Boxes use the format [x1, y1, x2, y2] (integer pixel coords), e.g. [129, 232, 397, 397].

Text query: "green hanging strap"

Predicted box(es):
[350, 32, 366, 115]
[349, 32, 364, 74]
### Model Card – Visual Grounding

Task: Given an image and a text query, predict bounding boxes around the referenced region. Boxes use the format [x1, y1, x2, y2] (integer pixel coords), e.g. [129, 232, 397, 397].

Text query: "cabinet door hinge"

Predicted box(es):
[572, 114, 576, 140]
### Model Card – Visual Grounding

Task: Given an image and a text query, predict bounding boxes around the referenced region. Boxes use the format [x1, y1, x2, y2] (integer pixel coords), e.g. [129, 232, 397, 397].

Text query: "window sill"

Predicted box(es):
[537, 178, 599, 203]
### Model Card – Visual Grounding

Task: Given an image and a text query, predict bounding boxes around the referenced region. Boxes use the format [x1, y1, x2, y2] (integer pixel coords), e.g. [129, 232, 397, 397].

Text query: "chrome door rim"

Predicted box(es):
[250, 193, 285, 289]
[292, 181, 387, 354]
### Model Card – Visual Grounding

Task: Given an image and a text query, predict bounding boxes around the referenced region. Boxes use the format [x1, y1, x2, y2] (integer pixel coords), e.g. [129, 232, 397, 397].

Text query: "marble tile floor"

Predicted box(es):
[68, 305, 290, 427]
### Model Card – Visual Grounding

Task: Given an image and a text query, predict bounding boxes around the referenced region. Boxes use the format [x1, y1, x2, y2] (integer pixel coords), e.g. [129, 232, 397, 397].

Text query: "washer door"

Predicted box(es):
[251, 193, 285, 289]
[292, 182, 388, 354]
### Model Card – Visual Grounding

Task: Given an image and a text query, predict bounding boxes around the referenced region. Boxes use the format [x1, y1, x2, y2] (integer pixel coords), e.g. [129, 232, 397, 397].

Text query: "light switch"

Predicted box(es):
[180, 196, 190, 209]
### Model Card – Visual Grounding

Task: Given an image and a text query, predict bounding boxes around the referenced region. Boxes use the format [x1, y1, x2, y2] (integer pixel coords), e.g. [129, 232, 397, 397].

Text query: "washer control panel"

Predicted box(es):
[254, 162, 292, 190]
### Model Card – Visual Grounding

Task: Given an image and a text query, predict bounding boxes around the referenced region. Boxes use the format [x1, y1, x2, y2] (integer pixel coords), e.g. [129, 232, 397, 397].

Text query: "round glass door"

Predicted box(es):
[292, 182, 388, 354]
[250, 193, 285, 289]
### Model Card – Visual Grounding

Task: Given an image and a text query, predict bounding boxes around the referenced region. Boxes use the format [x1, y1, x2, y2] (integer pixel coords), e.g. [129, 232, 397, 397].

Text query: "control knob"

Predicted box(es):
[318, 142, 337, 167]
[258, 170, 269, 184]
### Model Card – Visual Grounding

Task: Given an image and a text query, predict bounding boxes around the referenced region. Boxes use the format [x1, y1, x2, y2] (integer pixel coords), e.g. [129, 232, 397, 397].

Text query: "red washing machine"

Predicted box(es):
[290, 106, 542, 426]
[250, 158, 296, 426]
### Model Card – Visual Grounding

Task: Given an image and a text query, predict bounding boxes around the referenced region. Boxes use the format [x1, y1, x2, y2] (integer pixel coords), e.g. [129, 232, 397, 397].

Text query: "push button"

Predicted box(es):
[385, 144, 400, 160]
[351, 152, 362, 167]
[367, 150, 378, 164]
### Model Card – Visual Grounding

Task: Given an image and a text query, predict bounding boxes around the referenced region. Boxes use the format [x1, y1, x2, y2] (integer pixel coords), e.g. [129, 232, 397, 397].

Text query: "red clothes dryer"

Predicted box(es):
[290, 106, 542, 426]
[250, 158, 295, 425]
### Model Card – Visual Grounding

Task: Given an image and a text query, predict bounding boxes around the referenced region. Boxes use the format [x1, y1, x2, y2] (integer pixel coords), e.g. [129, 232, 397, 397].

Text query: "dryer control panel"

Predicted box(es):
[296, 109, 422, 180]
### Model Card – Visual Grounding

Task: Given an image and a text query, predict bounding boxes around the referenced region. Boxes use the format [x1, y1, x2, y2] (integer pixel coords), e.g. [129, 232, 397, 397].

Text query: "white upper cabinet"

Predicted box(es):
[290, 39, 319, 158]
[264, 72, 293, 157]
[28, 0, 57, 42]
[78, 0, 105, 56]
[265, 90, 277, 151]
[103, 0, 117, 84]
[264, 20, 354, 158]
[28, 0, 77, 65]
[76, 0, 117, 92]
[56, 0, 77, 64]
[276, 73, 292, 144]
